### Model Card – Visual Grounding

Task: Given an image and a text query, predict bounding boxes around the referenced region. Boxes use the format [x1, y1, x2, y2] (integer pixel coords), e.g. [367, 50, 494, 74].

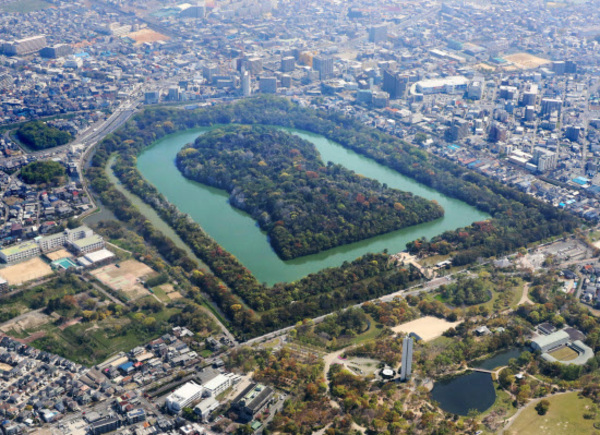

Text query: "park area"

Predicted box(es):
[504, 52, 551, 70]
[0, 257, 53, 285]
[90, 259, 156, 301]
[391, 316, 461, 341]
[506, 392, 599, 435]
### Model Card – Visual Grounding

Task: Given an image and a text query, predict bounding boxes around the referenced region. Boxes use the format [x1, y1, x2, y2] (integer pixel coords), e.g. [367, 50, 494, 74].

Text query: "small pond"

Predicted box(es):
[431, 371, 496, 416]
[475, 348, 524, 371]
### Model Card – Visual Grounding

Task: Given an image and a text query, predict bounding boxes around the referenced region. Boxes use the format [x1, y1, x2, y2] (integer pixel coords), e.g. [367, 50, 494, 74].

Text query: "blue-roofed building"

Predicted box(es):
[572, 177, 589, 186]
[118, 362, 134, 374]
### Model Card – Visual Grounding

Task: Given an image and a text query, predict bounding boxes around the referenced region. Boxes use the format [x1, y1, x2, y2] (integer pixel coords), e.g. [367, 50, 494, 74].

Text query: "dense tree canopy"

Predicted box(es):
[20, 160, 66, 185]
[16, 121, 71, 150]
[177, 126, 443, 259]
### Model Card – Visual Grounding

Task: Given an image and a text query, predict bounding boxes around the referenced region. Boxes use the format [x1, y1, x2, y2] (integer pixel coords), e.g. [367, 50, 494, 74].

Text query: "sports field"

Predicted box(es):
[45, 249, 72, 261]
[549, 346, 578, 361]
[504, 52, 551, 70]
[391, 316, 461, 341]
[90, 259, 155, 300]
[1, 257, 53, 285]
[126, 28, 169, 44]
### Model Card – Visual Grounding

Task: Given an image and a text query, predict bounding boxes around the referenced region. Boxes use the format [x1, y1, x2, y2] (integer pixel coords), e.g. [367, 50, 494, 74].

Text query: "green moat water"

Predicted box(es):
[135, 127, 489, 285]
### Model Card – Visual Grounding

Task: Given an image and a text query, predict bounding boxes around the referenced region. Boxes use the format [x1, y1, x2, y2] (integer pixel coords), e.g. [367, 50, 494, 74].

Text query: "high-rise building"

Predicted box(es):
[541, 98, 562, 116]
[167, 87, 181, 101]
[241, 71, 251, 97]
[552, 61, 566, 75]
[445, 119, 470, 141]
[522, 84, 538, 106]
[368, 24, 388, 44]
[400, 337, 413, 381]
[280, 56, 295, 73]
[489, 123, 507, 143]
[382, 69, 409, 100]
[566, 125, 585, 142]
[467, 81, 485, 100]
[533, 148, 557, 172]
[524, 105, 535, 122]
[144, 91, 160, 105]
[313, 56, 334, 80]
[565, 60, 577, 74]
[40, 44, 72, 59]
[259, 76, 277, 94]
[243, 57, 263, 75]
[372, 92, 389, 108]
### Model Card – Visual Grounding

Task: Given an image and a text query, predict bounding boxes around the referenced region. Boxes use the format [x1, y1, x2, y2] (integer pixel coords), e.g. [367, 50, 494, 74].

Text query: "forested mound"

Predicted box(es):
[176, 125, 444, 259]
[16, 121, 71, 150]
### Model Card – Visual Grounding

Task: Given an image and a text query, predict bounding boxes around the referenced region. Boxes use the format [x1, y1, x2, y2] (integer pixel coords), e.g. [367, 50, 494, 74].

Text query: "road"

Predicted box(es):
[241, 273, 459, 346]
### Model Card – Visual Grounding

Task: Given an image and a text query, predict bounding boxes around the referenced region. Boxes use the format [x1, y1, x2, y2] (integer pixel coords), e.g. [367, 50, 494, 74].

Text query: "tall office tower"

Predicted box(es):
[383, 69, 409, 99]
[368, 24, 388, 44]
[541, 98, 562, 116]
[241, 71, 251, 97]
[565, 60, 577, 74]
[522, 84, 538, 106]
[313, 55, 334, 80]
[400, 337, 413, 381]
[280, 56, 295, 73]
[552, 61, 566, 75]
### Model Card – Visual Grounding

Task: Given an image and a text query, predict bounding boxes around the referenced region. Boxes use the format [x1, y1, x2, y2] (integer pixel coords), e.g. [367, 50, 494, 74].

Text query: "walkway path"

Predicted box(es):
[517, 283, 534, 306]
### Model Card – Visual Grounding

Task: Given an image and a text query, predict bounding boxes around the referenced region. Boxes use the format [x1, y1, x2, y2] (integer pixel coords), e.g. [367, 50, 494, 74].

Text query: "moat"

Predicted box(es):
[135, 127, 489, 285]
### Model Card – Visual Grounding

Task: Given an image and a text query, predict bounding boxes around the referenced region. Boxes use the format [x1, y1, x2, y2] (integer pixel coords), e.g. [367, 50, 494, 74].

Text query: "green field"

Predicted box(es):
[1, 0, 51, 13]
[507, 392, 598, 435]
[549, 346, 579, 361]
[32, 307, 180, 366]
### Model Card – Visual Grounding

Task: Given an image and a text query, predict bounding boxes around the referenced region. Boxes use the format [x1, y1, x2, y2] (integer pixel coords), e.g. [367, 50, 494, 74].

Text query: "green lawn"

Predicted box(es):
[507, 392, 598, 435]
[549, 346, 579, 362]
[151, 286, 170, 303]
[1, 0, 51, 13]
[31, 307, 181, 366]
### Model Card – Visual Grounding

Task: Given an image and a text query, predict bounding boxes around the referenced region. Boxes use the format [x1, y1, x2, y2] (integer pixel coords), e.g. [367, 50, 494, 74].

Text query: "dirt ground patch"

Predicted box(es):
[90, 259, 156, 300]
[0, 311, 52, 334]
[168, 291, 183, 300]
[0, 257, 53, 285]
[126, 28, 169, 44]
[391, 316, 461, 341]
[504, 52, 551, 70]
[45, 249, 72, 261]
[475, 63, 496, 72]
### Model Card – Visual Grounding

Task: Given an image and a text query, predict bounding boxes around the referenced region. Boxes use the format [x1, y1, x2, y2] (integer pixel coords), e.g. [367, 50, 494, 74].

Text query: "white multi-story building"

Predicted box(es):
[202, 373, 232, 397]
[0, 241, 41, 264]
[166, 381, 204, 414]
